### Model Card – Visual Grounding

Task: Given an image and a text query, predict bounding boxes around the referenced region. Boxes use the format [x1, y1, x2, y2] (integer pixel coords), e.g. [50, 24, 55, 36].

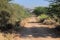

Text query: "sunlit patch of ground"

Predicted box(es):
[0, 25, 60, 40]
[0, 17, 60, 40]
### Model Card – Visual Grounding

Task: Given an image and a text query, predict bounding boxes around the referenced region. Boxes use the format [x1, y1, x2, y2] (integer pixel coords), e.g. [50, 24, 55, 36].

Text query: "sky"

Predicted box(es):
[11, 0, 49, 9]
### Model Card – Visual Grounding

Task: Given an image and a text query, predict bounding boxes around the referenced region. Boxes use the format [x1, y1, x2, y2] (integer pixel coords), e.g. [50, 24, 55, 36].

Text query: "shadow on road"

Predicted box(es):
[0, 23, 60, 38]
[15, 26, 60, 38]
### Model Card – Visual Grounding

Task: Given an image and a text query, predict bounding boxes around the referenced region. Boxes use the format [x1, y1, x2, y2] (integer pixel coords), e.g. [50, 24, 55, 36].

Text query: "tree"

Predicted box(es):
[8, 3, 32, 24]
[33, 7, 48, 16]
[0, 0, 32, 31]
[47, 0, 60, 23]
[0, 0, 12, 26]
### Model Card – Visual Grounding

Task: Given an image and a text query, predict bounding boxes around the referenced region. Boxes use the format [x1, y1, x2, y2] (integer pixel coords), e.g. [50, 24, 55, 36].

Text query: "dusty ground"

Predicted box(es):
[0, 23, 60, 40]
[12, 23, 60, 40]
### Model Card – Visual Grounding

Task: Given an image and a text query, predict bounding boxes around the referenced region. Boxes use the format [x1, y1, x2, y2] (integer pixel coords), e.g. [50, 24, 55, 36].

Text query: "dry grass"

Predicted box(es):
[0, 32, 15, 40]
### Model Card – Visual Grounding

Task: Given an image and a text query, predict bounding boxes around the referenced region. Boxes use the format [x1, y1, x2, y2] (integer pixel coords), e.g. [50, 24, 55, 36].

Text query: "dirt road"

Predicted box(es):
[13, 23, 60, 40]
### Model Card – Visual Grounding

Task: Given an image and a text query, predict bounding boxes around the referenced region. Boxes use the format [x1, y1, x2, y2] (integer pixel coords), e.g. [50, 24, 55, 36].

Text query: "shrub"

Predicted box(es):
[38, 14, 49, 19]
[37, 14, 49, 23]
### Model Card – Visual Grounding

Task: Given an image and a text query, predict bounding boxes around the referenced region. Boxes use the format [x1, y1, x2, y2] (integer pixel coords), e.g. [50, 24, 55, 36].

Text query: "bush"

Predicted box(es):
[38, 14, 49, 19]
[37, 14, 49, 23]
[43, 19, 56, 25]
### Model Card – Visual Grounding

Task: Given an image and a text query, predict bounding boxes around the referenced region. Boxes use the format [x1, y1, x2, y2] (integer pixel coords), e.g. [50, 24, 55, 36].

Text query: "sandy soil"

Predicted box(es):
[13, 23, 60, 40]
[0, 23, 60, 40]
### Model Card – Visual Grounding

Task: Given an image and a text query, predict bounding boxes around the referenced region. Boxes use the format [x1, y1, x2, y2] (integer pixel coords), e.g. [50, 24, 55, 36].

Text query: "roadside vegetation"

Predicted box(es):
[0, 0, 60, 40]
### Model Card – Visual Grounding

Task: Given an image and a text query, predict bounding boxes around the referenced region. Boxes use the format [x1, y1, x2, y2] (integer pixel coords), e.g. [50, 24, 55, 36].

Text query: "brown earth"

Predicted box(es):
[0, 23, 60, 40]
[12, 23, 60, 40]
[0, 17, 60, 40]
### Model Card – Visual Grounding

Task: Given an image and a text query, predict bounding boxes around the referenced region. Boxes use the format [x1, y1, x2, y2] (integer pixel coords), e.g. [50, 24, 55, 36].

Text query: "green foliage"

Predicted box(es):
[8, 3, 31, 24]
[48, 0, 60, 23]
[0, 0, 31, 27]
[48, 4, 60, 17]
[38, 14, 49, 19]
[0, 0, 12, 27]
[33, 7, 48, 16]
